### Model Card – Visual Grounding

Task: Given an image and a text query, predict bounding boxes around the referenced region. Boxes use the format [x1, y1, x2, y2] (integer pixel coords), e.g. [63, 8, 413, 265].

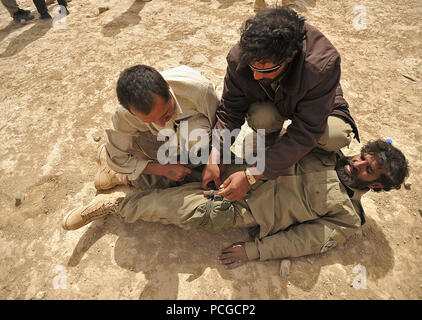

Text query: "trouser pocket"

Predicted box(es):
[182, 194, 236, 233]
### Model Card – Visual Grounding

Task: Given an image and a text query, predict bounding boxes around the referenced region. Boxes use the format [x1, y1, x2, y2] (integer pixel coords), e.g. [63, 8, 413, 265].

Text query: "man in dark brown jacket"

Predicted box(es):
[201, 5, 360, 201]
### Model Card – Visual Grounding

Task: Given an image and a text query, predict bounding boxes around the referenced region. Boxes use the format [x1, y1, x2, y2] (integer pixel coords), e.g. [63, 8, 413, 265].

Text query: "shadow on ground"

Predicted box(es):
[101, 1, 146, 38]
[0, 20, 52, 58]
[66, 209, 393, 299]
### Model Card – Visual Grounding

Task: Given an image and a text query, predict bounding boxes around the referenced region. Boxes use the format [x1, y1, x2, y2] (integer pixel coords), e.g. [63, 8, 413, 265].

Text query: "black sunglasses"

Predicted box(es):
[249, 61, 285, 74]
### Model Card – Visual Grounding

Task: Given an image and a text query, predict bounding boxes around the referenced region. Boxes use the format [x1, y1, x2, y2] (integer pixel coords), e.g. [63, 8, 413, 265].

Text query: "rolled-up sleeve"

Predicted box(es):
[105, 109, 152, 181]
[244, 206, 362, 261]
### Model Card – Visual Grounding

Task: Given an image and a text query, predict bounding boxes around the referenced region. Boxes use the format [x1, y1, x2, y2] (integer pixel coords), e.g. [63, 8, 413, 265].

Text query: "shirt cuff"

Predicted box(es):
[244, 241, 260, 261]
[127, 159, 153, 181]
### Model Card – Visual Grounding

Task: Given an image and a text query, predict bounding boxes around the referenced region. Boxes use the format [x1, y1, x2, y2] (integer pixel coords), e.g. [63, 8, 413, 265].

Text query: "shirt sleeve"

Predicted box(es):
[263, 56, 342, 179]
[213, 62, 249, 150]
[244, 205, 362, 261]
[104, 109, 153, 181]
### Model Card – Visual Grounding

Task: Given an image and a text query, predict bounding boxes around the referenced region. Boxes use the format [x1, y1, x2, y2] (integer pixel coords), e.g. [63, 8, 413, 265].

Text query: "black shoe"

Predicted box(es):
[13, 9, 35, 22]
[16, 8, 32, 16]
[40, 13, 52, 19]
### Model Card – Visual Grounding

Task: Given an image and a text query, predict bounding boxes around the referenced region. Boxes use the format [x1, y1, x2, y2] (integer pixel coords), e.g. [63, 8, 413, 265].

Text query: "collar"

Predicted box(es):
[169, 87, 183, 118]
[343, 184, 370, 201]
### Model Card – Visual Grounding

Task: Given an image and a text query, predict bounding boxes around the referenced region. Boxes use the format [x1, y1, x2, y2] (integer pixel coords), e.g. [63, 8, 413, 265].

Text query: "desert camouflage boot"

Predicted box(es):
[62, 192, 125, 230]
[94, 144, 129, 190]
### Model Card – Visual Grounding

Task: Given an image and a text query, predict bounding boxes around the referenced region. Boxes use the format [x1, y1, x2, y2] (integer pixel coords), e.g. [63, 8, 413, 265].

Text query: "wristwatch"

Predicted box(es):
[245, 167, 256, 185]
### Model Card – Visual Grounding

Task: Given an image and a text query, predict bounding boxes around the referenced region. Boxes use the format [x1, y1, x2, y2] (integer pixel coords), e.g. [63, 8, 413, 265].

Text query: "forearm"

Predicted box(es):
[141, 162, 168, 176]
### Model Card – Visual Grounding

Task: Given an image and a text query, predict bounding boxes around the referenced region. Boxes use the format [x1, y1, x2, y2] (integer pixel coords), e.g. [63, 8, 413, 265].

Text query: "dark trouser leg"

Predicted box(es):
[2, 0, 19, 16]
[32, 0, 48, 14]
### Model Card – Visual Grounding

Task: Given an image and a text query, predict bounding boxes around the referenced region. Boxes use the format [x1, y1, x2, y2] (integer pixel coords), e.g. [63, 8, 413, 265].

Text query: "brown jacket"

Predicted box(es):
[215, 23, 359, 179]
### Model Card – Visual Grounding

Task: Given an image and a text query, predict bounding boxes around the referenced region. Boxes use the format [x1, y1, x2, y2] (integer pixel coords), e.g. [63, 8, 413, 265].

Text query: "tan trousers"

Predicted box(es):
[246, 101, 354, 152]
[119, 164, 257, 232]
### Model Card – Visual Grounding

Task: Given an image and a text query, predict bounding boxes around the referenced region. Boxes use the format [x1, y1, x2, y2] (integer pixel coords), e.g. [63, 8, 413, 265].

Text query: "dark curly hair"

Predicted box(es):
[116, 65, 170, 115]
[239, 5, 307, 65]
[362, 139, 409, 192]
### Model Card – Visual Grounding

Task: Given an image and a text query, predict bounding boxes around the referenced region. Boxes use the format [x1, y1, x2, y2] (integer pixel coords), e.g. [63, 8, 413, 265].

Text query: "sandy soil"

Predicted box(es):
[0, 0, 421, 300]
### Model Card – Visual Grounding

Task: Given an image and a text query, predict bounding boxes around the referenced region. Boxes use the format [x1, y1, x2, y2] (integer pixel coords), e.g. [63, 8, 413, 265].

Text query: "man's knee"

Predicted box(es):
[317, 116, 354, 152]
[246, 101, 286, 133]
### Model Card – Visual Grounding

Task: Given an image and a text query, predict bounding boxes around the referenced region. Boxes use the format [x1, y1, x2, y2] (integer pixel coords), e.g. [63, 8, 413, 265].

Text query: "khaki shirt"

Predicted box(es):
[105, 65, 219, 180]
[241, 150, 367, 261]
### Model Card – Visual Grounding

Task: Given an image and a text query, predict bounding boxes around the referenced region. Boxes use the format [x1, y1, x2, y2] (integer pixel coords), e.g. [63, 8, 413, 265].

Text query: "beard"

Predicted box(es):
[258, 78, 274, 86]
[335, 156, 372, 190]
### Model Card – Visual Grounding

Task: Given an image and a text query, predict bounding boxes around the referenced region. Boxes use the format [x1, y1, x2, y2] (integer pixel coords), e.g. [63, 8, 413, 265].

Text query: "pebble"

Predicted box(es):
[98, 7, 110, 14]
[14, 192, 25, 206]
[280, 259, 291, 277]
[400, 73, 417, 82]
[93, 136, 101, 142]
[34, 291, 45, 300]
[416, 236, 419, 240]
[404, 177, 412, 190]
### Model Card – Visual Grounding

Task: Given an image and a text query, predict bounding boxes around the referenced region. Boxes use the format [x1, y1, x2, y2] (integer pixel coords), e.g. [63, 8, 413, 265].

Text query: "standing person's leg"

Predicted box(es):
[56, 0, 68, 14]
[1, 0, 18, 15]
[32, 0, 50, 19]
[2, 0, 34, 21]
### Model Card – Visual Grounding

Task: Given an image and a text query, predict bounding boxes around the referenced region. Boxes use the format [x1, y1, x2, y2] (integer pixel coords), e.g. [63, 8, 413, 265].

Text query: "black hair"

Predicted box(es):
[362, 139, 409, 192]
[239, 5, 307, 65]
[116, 65, 170, 115]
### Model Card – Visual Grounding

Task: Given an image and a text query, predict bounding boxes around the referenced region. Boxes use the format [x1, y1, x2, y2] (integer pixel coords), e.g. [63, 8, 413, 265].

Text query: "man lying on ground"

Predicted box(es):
[62, 139, 408, 269]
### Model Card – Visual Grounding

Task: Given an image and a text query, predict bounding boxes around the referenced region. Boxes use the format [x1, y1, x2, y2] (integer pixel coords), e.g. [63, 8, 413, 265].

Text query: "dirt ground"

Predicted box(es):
[0, 0, 421, 300]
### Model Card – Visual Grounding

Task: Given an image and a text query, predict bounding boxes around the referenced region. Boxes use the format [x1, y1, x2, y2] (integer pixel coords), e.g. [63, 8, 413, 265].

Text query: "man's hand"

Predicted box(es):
[163, 164, 192, 181]
[201, 146, 227, 189]
[143, 163, 192, 181]
[218, 242, 249, 269]
[201, 163, 221, 189]
[217, 171, 250, 201]
[201, 162, 227, 189]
